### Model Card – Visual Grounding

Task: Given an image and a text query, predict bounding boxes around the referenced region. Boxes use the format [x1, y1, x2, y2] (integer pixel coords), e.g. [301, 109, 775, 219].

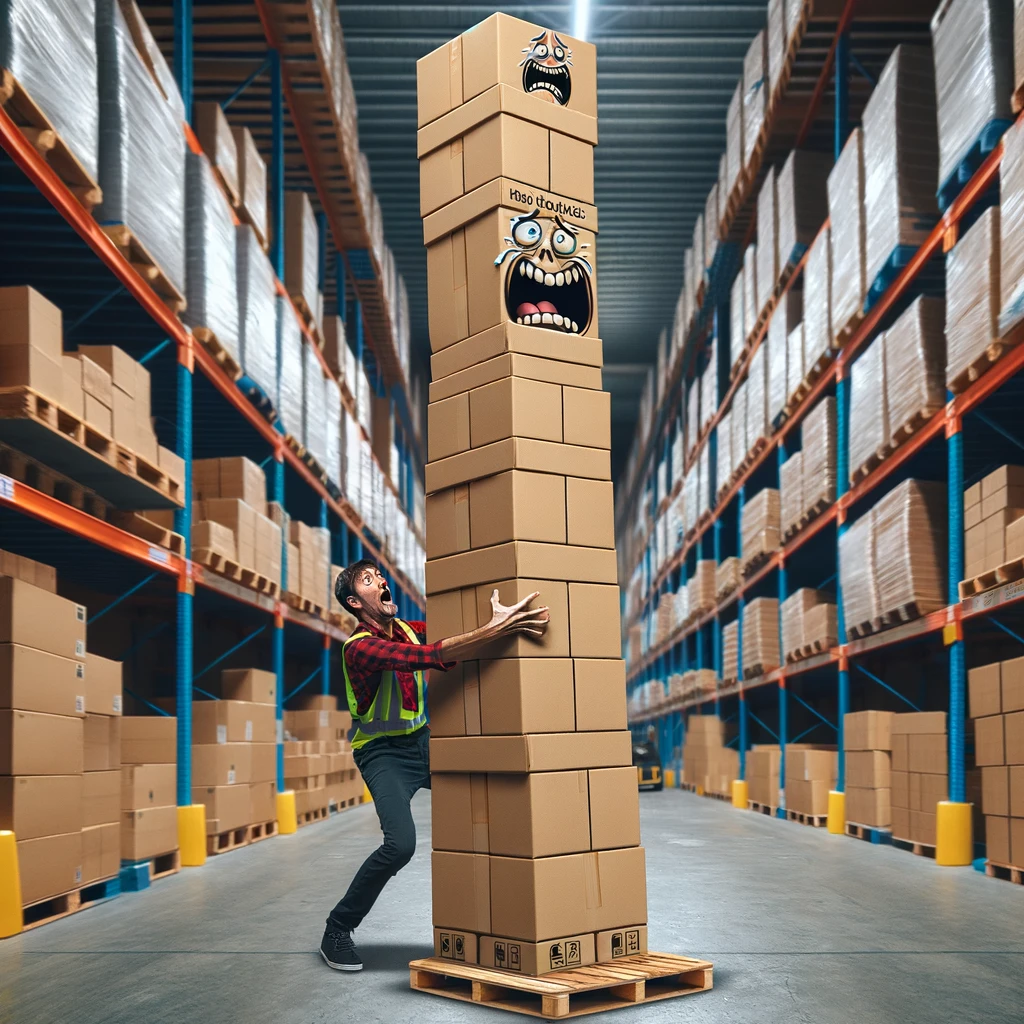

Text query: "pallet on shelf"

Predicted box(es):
[206, 823, 250, 856]
[985, 860, 1023, 885]
[877, 405, 940, 461]
[192, 546, 242, 582]
[741, 549, 774, 578]
[409, 952, 713, 1020]
[283, 433, 328, 485]
[283, 589, 326, 619]
[845, 821, 892, 845]
[118, 850, 181, 891]
[869, 601, 926, 634]
[947, 336, 1018, 395]
[936, 118, 1012, 213]
[892, 836, 935, 859]
[748, 800, 777, 817]
[22, 876, 120, 932]
[833, 309, 865, 351]
[109, 510, 185, 556]
[0, 68, 102, 211]
[101, 224, 186, 314]
[192, 326, 242, 381]
[959, 556, 1024, 599]
[239, 566, 280, 598]
[249, 819, 278, 844]
[786, 809, 827, 828]
[850, 450, 882, 487]
[0, 442, 106, 518]
[289, 293, 322, 346]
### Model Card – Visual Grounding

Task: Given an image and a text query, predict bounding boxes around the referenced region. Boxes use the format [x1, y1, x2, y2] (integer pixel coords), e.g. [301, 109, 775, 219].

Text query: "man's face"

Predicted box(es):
[350, 565, 397, 621]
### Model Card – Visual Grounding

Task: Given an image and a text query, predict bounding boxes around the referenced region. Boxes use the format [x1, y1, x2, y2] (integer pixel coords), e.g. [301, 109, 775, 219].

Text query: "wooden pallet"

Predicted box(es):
[108, 510, 185, 556]
[960, 556, 1024, 599]
[0, 68, 103, 211]
[948, 336, 1020, 395]
[786, 809, 827, 828]
[742, 663, 769, 681]
[193, 546, 243, 582]
[741, 550, 773, 577]
[409, 952, 713, 1019]
[845, 821, 892, 845]
[748, 800, 778, 817]
[850, 450, 882, 487]
[833, 309, 865, 350]
[284, 590, 325, 618]
[22, 876, 120, 932]
[240, 567, 280, 599]
[249, 819, 278, 844]
[985, 860, 1024, 885]
[297, 805, 329, 827]
[892, 837, 936, 859]
[119, 849, 181, 891]
[879, 406, 940, 459]
[206, 824, 250, 856]
[0, 443, 107, 519]
[870, 601, 925, 634]
[192, 327, 242, 381]
[148, 849, 181, 881]
[101, 224, 186, 314]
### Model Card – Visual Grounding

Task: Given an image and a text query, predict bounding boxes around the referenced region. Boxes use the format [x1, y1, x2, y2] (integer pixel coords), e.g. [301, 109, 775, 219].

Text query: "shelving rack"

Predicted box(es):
[0, 0, 425, 828]
[619, 0, 1024, 846]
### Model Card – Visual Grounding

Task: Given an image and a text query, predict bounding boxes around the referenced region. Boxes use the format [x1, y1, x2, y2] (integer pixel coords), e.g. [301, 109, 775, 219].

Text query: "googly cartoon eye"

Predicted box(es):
[534, 43, 548, 58]
[554, 46, 564, 60]
[513, 218, 543, 248]
[552, 228, 577, 256]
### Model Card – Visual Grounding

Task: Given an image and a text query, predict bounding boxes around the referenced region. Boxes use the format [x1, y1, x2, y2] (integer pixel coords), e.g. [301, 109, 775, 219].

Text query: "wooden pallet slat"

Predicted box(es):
[192, 326, 243, 381]
[101, 224, 186, 314]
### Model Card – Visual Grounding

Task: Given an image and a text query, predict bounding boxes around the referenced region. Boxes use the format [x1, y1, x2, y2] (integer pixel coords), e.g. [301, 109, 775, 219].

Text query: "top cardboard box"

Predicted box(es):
[0, 577, 86, 660]
[417, 14, 597, 128]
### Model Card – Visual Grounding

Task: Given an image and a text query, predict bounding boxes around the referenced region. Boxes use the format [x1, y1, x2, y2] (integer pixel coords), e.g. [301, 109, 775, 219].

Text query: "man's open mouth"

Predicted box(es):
[505, 255, 591, 333]
[522, 60, 571, 105]
[381, 586, 393, 604]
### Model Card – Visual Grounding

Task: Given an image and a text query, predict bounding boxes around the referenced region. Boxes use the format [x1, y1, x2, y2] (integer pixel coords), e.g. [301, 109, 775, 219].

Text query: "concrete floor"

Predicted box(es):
[3, 790, 1023, 1023]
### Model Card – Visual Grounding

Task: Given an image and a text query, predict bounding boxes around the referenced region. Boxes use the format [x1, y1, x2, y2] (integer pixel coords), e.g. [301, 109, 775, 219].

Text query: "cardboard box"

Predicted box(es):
[975, 715, 1005, 766]
[16, 831, 82, 906]
[566, 477, 614, 548]
[0, 342, 63, 402]
[193, 100, 239, 202]
[891, 770, 909, 809]
[909, 772, 947, 812]
[426, 662, 481, 737]
[0, 577, 86, 660]
[192, 743, 251, 786]
[0, 550, 56, 593]
[469, 376, 564, 448]
[986, 815, 1010, 863]
[479, 658, 575, 734]
[77, 345, 136, 397]
[428, 392, 471, 462]
[1011, 817, 1024, 865]
[0, 710, 83, 774]
[490, 771, 592, 856]
[568, 583, 621, 659]
[426, 485, 471, 559]
[0, 285, 62, 359]
[981, 465, 1024, 498]
[970, 663, 1002, 718]
[192, 699, 275, 744]
[908, 734, 947, 775]
[84, 652, 122, 716]
[194, 784, 251, 834]
[0, 643, 85, 717]
[121, 716, 176, 764]
[83, 770, 120, 827]
[431, 774, 491, 853]
[84, 392, 112, 435]
[110, 386, 135, 450]
[785, 778, 831, 816]
[81, 821, 119, 885]
[121, 805, 178, 861]
[249, 781, 277, 824]
[221, 668, 276, 705]
[843, 710, 893, 751]
[250, 742, 276, 784]
[982, 765, 1009, 816]
[1007, 711, 1024, 764]
[431, 351, 601, 404]
[910, 808, 937, 845]
[573, 659, 627, 732]
[846, 786, 891, 827]
[785, 749, 837, 784]
[73, 352, 113, 408]
[892, 734, 908, 772]
[218, 457, 267, 508]
[891, 805, 910, 840]
[469, 471, 567, 547]
[0, 774, 83, 840]
[480, 932, 596, 975]
[430, 731, 630, 773]
[562, 386, 610, 450]
[891, 712, 946, 735]
[432, 927, 479, 964]
[122, 764, 176, 810]
[846, 750, 891, 789]
[589, 766, 641, 849]
[432, 850, 492, 932]
[159, 446, 185, 487]
[1005, 656, 1024, 713]
[597, 925, 648, 962]
[83, 714, 121, 772]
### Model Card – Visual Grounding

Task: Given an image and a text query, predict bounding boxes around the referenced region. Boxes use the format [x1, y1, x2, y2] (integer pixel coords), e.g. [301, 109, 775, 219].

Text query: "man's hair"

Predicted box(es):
[335, 558, 379, 614]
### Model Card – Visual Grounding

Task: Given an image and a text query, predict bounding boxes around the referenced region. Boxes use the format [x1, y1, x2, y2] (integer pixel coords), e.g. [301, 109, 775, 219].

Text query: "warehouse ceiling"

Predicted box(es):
[340, 1, 770, 478]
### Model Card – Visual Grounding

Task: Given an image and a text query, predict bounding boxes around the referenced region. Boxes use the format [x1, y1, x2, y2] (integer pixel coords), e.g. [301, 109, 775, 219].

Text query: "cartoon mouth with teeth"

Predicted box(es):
[520, 30, 572, 106]
[494, 210, 593, 334]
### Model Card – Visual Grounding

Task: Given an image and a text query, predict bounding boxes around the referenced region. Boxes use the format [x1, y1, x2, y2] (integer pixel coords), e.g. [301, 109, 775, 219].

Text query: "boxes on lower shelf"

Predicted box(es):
[785, 748, 837, 816]
[682, 715, 737, 797]
[891, 711, 948, 846]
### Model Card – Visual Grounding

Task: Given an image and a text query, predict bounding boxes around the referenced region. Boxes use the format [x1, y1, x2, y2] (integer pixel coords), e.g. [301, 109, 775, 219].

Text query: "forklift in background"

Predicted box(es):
[633, 726, 663, 791]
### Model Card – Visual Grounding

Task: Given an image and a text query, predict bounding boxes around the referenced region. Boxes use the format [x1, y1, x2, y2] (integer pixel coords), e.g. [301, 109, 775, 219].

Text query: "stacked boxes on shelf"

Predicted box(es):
[687, 561, 716, 621]
[740, 488, 780, 574]
[287, 520, 331, 611]
[962, 465, 1024, 585]
[827, 127, 866, 343]
[82, 653, 123, 885]
[283, 695, 359, 819]
[747, 745, 780, 809]
[741, 597, 779, 678]
[844, 711, 893, 829]
[284, 191, 324, 337]
[890, 712, 948, 847]
[120, 715, 178, 863]
[779, 588, 834, 663]
[418, 15, 647, 975]
[722, 620, 739, 683]
[682, 716, 737, 798]
[785, 748, 837, 818]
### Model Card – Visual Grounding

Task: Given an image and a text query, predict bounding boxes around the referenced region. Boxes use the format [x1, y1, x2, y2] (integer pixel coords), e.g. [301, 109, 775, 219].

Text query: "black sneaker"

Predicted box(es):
[320, 926, 363, 971]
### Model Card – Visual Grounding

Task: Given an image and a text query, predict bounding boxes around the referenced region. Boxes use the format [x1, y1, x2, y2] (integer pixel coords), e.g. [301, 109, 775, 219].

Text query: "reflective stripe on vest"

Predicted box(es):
[342, 618, 427, 749]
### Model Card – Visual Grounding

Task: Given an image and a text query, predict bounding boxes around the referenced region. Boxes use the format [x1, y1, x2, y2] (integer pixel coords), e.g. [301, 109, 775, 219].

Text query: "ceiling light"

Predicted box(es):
[574, 0, 592, 41]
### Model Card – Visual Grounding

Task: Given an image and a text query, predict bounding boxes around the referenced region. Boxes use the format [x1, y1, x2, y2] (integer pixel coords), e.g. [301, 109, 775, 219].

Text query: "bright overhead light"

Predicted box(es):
[574, 0, 592, 41]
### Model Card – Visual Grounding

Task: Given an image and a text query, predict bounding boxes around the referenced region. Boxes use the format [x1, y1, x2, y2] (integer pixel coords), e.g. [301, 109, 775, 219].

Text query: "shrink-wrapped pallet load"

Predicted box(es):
[839, 507, 878, 634]
[717, 409, 732, 495]
[827, 128, 867, 341]
[233, 126, 268, 250]
[700, 341, 717, 433]
[732, 380, 748, 466]
[193, 101, 239, 206]
[726, 83, 744, 201]
[767, 0, 787, 97]
[686, 380, 700, 461]
[694, 213, 706, 278]
[802, 226, 833, 372]
[780, 450, 802, 539]
[742, 597, 780, 676]
[885, 296, 946, 440]
[184, 152, 240, 360]
[236, 224, 278, 400]
[801, 395, 836, 518]
[786, 748, 838, 817]
[946, 205, 1000, 390]
[716, 557, 741, 602]
[730, 269, 746, 371]
[692, 560, 716, 617]
[862, 45, 940, 294]
[743, 31, 767, 169]
[285, 191, 322, 332]
[276, 297, 304, 440]
[776, 150, 832, 274]
[324, 377, 342, 489]
[705, 184, 720, 271]
[1000, 116, 1024, 336]
[684, 461, 698, 538]
[756, 167, 778, 319]
[698, 444, 711, 518]
[743, 244, 758, 347]
[683, 248, 696, 334]
[780, 588, 828, 661]
[747, 744, 780, 808]
[767, 298, 788, 426]
[741, 488, 780, 572]
[722, 620, 739, 682]
[786, 317, 805, 407]
[931, 0, 1014, 199]
[848, 334, 888, 485]
[746, 343, 768, 451]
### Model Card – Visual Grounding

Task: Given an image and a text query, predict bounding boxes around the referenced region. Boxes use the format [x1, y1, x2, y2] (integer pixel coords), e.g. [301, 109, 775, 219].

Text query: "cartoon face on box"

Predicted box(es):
[519, 30, 573, 106]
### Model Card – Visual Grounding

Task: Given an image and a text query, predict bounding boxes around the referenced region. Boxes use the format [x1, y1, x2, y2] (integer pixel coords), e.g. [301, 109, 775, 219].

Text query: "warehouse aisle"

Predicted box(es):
[2, 790, 1022, 1024]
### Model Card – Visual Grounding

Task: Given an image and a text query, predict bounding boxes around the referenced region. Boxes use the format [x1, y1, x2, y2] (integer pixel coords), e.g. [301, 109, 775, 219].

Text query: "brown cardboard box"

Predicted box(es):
[0, 550, 56, 592]
[1013, 766, 1024, 817]
[785, 749, 837, 784]
[970, 663, 1002, 718]
[84, 392, 112, 435]
[568, 583, 621, 658]
[490, 771, 592, 856]
[192, 743, 251, 786]
[0, 710, 83, 774]
[0, 343, 63, 402]
[843, 710, 893, 751]
[194, 784, 251, 833]
[159, 446, 185, 488]
[83, 770, 120, 827]
[479, 658, 575, 734]
[110, 386, 135, 450]
[121, 716, 176, 764]
[469, 471, 566, 547]
[562, 387, 610, 449]
[81, 821, 119, 885]
[846, 750, 891, 789]
[192, 699, 275, 744]
[0, 774, 82, 840]
[428, 392, 471, 461]
[892, 805, 910, 840]
[566, 478, 614, 548]
[910, 772, 947, 812]
[0, 644, 85, 717]
[73, 352, 113, 408]
[891, 770, 909, 809]
[432, 850, 492, 932]
[786, 778, 831, 816]
[84, 653, 122, 716]
[480, 933, 596, 975]
[121, 805, 178, 861]
[431, 351, 601, 404]
[846, 786, 891, 827]
[0, 286, 62, 358]
[16, 831, 82, 905]
[981, 465, 1024, 497]
[193, 100, 239, 202]
[982, 765, 1009, 816]
[892, 734, 908, 772]
[489, 846, 647, 942]
[597, 925, 648, 962]
[975, 715, 1005, 766]
[430, 731, 630, 773]
[122, 764, 176, 810]
[908, 734, 948, 775]
[1010, 817, 1024, 864]
[1007, 711, 1024, 764]
[426, 663, 480, 737]
[574, 659, 627, 732]
[986, 815, 1010, 863]
[218, 457, 267, 508]
[910, 809, 937, 845]
[891, 712, 946, 735]
[250, 742, 276, 784]
[249, 781, 277, 824]
[470, 578, 569, 659]
[469, 376, 563, 447]
[77, 345, 136, 397]
[589, 766, 641, 849]
[431, 774, 489, 852]
[426, 485, 471, 559]
[432, 927, 479, 964]
[83, 714, 121, 772]
[0, 577, 86, 660]
[220, 668, 276, 705]
[1003, 656, 1024, 712]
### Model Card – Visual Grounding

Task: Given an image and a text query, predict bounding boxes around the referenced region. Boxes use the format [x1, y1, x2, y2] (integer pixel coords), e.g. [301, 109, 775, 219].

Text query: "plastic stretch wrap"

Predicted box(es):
[726, 83, 744, 200]
[184, 152, 240, 357]
[780, 450, 802, 538]
[716, 557, 741, 601]
[802, 227, 833, 369]
[767, 298, 788, 425]
[785, 0, 805, 42]
[701, 338, 718, 432]
[698, 445, 710, 517]
[782, 589, 828, 658]
[777, 150, 831, 272]
[839, 508, 878, 632]
[931, 0, 1013, 190]
[692, 560, 716, 615]
[730, 269, 745, 369]
[683, 248, 696, 333]
[118, 0, 185, 123]
[236, 225, 278, 398]
[717, 409, 732, 494]
[694, 213, 706, 275]
[686, 381, 700, 459]
[97, 0, 186, 295]
[848, 335, 887, 483]
[276, 297, 304, 440]
[742, 597, 780, 675]
[193, 102, 239, 204]
[767, 0, 787, 97]
[756, 167, 778, 319]
[827, 127, 866, 339]
[863, 46, 940, 290]
[285, 192, 320, 321]
[1000, 118, 1024, 333]
[804, 602, 837, 649]
[732, 380, 748, 466]
[672, 430, 684, 483]
[705, 183, 720, 271]
[873, 479, 947, 619]
[234, 127, 268, 248]
[886, 296, 946, 435]
[674, 588, 690, 629]
[684, 463, 699, 534]
[741, 487, 780, 571]
[786, 319, 805, 406]
[743, 31, 767, 169]
[1017, 0, 1024, 101]
[802, 395, 836, 516]
[743, 244, 758, 347]
[746, 344, 768, 450]
[946, 205, 1000, 388]
[0, 0, 99, 180]
[302, 343, 329, 473]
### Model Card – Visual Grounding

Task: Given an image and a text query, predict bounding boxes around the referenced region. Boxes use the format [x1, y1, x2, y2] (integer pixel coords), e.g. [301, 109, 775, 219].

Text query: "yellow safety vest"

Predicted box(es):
[342, 618, 428, 749]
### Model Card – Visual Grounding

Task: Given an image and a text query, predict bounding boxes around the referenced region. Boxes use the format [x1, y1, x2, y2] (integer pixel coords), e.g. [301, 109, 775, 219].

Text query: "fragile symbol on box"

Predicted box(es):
[625, 930, 640, 955]
[550, 940, 582, 970]
[493, 941, 521, 971]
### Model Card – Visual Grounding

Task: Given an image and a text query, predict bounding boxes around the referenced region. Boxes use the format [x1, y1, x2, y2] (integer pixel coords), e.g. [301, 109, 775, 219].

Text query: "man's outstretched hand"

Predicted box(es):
[485, 590, 550, 639]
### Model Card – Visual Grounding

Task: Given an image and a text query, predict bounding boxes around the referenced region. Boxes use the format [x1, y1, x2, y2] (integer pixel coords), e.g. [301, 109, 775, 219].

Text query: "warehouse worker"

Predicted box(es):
[320, 558, 550, 971]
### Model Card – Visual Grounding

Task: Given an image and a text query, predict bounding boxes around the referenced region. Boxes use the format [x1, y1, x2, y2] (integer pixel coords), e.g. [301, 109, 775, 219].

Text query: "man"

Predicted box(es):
[320, 558, 550, 971]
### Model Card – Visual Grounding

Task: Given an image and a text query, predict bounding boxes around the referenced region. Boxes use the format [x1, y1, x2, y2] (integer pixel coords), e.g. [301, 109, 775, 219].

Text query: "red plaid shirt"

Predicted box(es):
[343, 619, 451, 716]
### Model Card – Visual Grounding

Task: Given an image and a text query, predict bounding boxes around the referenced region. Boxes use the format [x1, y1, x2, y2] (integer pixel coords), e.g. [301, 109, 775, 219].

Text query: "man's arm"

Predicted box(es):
[437, 590, 549, 661]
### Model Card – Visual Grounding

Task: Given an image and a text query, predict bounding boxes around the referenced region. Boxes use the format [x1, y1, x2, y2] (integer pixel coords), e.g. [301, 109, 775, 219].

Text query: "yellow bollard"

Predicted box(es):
[827, 790, 846, 834]
[731, 778, 749, 809]
[362, 783, 373, 804]
[178, 805, 208, 867]
[936, 801, 973, 866]
[664, 768, 676, 789]
[0, 831, 22, 939]
[276, 790, 298, 835]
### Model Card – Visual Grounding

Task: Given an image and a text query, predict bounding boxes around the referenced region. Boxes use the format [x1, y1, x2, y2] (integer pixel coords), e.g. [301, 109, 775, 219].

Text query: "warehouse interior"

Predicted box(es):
[1, 1, 1024, 1022]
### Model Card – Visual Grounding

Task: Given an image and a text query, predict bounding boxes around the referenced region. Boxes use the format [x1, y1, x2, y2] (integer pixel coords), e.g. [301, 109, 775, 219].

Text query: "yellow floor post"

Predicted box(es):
[277, 790, 298, 834]
[731, 779, 748, 808]
[936, 801, 973, 866]
[362, 783, 373, 804]
[664, 768, 676, 789]
[827, 790, 846, 834]
[178, 805, 207, 867]
[0, 831, 22, 939]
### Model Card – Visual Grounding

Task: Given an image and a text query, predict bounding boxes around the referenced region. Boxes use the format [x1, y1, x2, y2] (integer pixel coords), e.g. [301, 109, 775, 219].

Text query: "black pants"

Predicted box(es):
[328, 727, 431, 932]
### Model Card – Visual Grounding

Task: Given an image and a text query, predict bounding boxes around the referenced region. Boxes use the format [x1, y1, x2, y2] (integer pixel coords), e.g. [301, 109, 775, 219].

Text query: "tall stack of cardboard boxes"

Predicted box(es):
[82, 653, 123, 886]
[283, 694, 358, 820]
[120, 716, 178, 864]
[418, 15, 646, 975]
[843, 711, 893, 829]
[890, 712, 947, 847]
[785, 748, 837, 818]
[962, 465, 1024, 585]
[746, 744, 781, 809]
[682, 716, 737, 797]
